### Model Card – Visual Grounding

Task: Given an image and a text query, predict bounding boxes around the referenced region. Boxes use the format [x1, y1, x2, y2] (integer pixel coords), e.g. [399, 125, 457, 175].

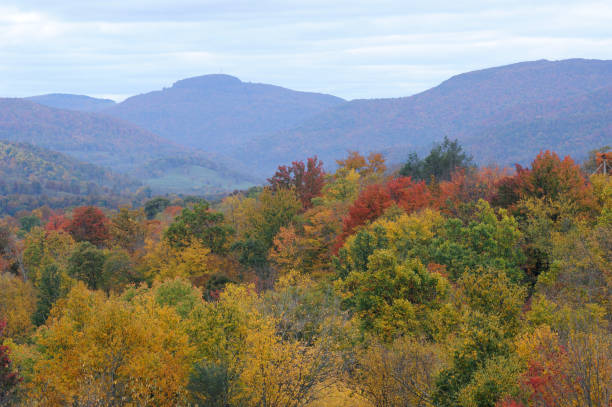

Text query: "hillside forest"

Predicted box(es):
[0, 140, 611, 407]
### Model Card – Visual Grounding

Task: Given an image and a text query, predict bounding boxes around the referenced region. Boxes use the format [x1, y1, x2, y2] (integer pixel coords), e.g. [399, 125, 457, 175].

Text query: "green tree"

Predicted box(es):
[144, 197, 171, 220]
[336, 249, 449, 339]
[101, 249, 141, 293]
[400, 137, 474, 182]
[67, 242, 106, 290]
[19, 215, 41, 234]
[231, 188, 301, 282]
[165, 202, 233, 255]
[433, 268, 526, 407]
[109, 208, 146, 253]
[32, 264, 62, 326]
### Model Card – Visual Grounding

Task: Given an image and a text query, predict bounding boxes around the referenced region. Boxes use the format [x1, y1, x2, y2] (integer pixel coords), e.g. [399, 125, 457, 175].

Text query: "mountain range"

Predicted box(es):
[103, 74, 346, 156]
[241, 59, 612, 172]
[4, 58, 611, 194]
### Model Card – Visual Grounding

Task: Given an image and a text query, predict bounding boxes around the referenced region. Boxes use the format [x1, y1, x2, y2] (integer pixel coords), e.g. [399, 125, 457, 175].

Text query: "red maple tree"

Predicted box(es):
[66, 206, 110, 247]
[268, 156, 325, 209]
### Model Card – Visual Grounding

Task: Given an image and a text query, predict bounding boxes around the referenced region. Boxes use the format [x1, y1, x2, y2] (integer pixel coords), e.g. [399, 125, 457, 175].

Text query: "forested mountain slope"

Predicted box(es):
[0, 98, 179, 172]
[0, 141, 138, 214]
[102, 74, 346, 155]
[244, 59, 612, 172]
[0, 99, 257, 194]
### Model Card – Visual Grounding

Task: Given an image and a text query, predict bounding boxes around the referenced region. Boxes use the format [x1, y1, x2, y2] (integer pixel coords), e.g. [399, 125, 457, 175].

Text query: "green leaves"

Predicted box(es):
[165, 202, 233, 255]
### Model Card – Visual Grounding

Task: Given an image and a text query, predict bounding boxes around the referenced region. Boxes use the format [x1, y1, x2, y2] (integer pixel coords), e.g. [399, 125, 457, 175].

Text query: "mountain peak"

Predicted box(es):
[172, 74, 242, 89]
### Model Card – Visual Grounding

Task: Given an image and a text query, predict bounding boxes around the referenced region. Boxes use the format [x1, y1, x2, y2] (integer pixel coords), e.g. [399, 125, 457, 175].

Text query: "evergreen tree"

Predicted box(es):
[32, 264, 62, 326]
[400, 137, 474, 182]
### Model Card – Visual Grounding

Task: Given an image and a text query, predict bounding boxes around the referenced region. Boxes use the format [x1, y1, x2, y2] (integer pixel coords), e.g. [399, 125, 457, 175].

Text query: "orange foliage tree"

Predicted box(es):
[495, 151, 595, 212]
[66, 206, 110, 247]
[335, 177, 431, 251]
[45, 213, 70, 232]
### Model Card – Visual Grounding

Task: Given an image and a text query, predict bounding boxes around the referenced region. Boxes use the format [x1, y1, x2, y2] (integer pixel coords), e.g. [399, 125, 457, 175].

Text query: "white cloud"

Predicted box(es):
[0, 1, 611, 99]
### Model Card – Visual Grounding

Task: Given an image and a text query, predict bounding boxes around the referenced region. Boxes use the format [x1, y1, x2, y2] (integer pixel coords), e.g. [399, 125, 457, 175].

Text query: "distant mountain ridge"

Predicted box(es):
[9, 58, 612, 189]
[0, 98, 258, 194]
[26, 94, 116, 112]
[0, 98, 179, 172]
[241, 58, 612, 172]
[101, 74, 346, 156]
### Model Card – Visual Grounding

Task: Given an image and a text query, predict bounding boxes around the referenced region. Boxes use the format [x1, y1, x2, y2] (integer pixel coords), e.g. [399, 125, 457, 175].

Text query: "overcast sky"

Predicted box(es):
[2, 0, 612, 101]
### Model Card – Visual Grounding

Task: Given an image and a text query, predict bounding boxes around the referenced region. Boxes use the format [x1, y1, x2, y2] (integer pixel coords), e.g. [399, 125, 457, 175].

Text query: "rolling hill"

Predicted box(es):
[0, 141, 138, 215]
[0, 99, 258, 194]
[0, 98, 180, 172]
[102, 74, 346, 155]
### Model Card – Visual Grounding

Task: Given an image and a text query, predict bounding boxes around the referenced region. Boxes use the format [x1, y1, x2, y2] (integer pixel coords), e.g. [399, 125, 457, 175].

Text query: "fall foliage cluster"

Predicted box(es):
[0, 142, 611, 407]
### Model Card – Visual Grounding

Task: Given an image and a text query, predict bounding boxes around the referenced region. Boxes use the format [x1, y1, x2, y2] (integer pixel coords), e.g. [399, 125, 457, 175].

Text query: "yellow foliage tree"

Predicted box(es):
[347, 336, 446, 407]
[22, 228, 74, 283]
[141, 238, 212, 282]
[29, 283, 193, 406]
[0, 272, 36, 342]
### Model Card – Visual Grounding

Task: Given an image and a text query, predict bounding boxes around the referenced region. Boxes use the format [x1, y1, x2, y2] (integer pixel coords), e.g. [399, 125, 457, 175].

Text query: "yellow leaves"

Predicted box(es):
[590, 173, 612, 225]
[22, 228, 75, 283]
[142, 238, 212, 282]
[514, 325, 612, 407]
[30, 282, 193, 406]
[239, 325, 339, 407]
[321, 168, 362, 204]
[269, 225, 301, 275]
[219, 193, 257, 239]
[0, 272, 36, 342]
[376, 207, 444, 246]
[515, 324, 559, 362]
[349, 336, 445, 407]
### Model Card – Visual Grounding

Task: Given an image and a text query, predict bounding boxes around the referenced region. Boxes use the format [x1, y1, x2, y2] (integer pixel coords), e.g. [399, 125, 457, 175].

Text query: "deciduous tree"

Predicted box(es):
[66, 206, 110, 247]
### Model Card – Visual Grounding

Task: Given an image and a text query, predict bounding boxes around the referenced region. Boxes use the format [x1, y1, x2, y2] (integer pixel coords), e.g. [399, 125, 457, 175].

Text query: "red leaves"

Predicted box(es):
[335, 177, 430, 251]
[387, 177, 432, 213]
[45, 213, 71, 232]
[0, 319, 22, 394]
[493, 151, 595, 212]
[66, 206, 110, 247]
[268, 156, 325, 209]
[497, 400, 526, 407]
[344, 184, 392, 231]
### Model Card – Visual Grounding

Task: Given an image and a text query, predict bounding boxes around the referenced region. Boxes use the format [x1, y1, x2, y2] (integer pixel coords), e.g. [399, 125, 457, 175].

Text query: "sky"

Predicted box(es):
[2, 0, 612, 101]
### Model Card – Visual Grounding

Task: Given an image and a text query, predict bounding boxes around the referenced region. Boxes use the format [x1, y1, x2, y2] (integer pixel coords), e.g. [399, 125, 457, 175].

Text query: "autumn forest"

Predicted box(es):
[1, 138, 611, 406]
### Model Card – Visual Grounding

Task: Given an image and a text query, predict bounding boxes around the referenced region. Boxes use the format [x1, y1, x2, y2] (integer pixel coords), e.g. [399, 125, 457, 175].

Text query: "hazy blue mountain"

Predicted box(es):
[7, 59, 612, 191]
[26, 93, 116, 112]
[102, 74, 346, 155]
[242, 59, 612, 172]
[0, 98, 178, 172]
[0, 99, 257, 194]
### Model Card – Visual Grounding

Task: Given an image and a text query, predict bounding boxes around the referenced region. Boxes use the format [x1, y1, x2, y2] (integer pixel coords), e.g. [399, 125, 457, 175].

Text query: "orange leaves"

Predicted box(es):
[335, 177, 431, 251]
[335, 184, 392, 252]
[494, 151, 595, 213]
[435, 167, 508, 213]
[65, 206, 110, 247]
[387, 176, 432, 213]
[45, 213, 70, 232]
[513, 326, 612, 407]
